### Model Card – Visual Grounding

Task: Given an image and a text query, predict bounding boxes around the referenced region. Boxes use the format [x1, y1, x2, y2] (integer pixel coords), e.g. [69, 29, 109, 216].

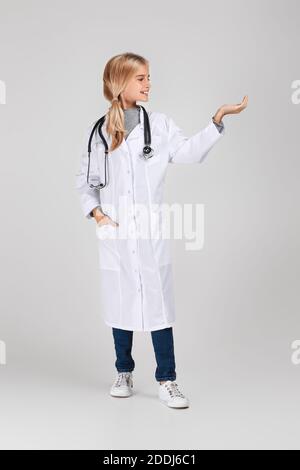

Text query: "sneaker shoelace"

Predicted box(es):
[115, 372, 132, 387]
[165, 381, 185, 399]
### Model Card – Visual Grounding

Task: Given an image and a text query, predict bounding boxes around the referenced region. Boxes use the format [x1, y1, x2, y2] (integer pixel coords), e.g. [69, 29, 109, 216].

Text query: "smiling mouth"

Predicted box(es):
[140, 91, 149, 95]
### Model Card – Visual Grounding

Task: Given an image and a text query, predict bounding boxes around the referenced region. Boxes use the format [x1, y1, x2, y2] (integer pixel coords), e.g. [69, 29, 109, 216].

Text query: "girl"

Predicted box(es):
[76, 52, 248, 409]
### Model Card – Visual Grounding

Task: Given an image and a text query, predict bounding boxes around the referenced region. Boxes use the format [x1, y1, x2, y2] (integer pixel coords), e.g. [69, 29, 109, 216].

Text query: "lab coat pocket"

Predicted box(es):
[96, 223, 120, 270]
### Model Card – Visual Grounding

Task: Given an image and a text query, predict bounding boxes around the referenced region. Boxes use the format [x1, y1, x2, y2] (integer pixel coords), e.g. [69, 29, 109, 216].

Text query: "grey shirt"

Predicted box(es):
[124, 106, 141, 139]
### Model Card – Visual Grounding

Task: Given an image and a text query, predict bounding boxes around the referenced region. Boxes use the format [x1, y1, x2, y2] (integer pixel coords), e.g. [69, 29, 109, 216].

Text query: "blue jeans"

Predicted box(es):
[112, 327, 176, 382]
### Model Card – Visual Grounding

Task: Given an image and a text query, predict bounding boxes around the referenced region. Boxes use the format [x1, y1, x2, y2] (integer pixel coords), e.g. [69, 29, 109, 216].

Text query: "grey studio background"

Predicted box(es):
[0, 0, 299, 450]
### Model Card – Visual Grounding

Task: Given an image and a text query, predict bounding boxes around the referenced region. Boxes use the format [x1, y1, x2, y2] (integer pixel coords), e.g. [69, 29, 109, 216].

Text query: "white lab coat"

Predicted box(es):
[75, 108, 225, 331]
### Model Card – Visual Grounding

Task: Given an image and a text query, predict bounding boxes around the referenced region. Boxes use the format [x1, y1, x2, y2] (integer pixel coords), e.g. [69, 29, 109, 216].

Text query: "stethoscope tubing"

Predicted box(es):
[87, 105, 153, 190]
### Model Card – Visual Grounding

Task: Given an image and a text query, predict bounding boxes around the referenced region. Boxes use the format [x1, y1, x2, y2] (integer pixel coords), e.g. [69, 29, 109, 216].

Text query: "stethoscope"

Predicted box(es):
[87, 104, 154, 189]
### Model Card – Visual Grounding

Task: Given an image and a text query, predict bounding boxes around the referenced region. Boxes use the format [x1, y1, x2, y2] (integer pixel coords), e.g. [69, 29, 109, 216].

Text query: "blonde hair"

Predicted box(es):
[103, 52, 149, 152]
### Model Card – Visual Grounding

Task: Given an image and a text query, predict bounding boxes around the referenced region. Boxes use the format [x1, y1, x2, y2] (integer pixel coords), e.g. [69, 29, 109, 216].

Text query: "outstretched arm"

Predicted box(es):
[167, 95, 248, 164]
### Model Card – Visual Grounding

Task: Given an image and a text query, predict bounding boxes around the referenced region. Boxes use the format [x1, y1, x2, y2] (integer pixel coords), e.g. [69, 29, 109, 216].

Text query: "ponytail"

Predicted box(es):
[105, 96, 126, 152]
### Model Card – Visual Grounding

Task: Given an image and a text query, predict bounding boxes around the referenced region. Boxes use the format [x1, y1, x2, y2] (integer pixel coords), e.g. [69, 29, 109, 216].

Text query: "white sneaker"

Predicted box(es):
[110, 372, 133, 398]
[158, 380, 189, 408]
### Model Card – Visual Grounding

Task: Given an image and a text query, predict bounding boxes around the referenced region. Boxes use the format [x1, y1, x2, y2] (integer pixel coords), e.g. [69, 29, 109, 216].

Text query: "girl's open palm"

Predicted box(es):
[220, 95, 248, 116]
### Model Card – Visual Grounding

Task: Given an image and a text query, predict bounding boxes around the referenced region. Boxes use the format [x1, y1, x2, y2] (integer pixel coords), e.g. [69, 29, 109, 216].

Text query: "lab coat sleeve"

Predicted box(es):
[75, 125, 101, 219]
[167, 115, 225, 164]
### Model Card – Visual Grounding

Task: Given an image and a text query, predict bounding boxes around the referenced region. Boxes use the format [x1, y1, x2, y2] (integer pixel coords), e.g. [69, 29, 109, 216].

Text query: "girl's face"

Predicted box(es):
[120, 63, 151, 109]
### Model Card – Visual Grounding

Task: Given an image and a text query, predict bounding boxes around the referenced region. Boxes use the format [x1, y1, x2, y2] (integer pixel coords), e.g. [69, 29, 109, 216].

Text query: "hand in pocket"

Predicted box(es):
[96, 214, 119, 228]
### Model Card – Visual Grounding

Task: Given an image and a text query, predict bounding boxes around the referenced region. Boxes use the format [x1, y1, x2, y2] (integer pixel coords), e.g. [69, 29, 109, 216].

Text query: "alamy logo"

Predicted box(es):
[0, 80, 6, 104]
[291, 80, 300, 104]
[95, 200, 205, 251]
[291, 340, 300, 365]
[0, 340, 6, 365]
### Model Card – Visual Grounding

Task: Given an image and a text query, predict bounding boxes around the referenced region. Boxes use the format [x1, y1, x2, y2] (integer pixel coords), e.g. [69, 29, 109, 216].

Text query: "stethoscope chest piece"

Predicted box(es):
[142, 145, 154, 160]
